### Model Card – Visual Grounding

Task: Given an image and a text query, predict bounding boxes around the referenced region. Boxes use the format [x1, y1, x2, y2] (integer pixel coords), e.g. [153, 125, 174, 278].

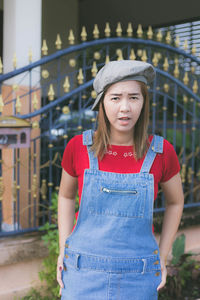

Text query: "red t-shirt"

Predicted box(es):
[61, 134, 180, 228]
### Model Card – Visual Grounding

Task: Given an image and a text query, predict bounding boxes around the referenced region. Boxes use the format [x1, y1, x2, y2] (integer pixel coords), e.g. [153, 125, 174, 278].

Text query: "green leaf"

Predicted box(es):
[171, 234, 185, 265]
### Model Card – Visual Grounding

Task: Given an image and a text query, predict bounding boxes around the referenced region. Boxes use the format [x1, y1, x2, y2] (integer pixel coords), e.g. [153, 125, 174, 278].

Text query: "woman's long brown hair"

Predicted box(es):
[91, 81, 150, 160]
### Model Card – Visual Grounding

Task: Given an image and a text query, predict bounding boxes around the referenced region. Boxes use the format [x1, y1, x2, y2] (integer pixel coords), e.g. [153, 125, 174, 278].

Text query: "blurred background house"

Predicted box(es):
[0, 0, 200, 299]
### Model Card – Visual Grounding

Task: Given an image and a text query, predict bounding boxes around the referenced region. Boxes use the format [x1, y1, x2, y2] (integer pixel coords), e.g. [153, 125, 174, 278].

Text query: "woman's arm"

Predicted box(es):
[157, 172, 184, 290]
[58, 169, 78, 256]
[57, 169, 78, 293]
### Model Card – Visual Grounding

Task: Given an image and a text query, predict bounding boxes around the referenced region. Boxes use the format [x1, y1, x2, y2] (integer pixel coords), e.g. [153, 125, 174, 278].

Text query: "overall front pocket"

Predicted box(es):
[88, 184, 146, 218]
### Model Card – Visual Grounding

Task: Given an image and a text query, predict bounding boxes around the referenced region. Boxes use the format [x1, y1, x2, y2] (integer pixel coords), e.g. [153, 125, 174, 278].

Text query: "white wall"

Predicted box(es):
[3, 0, 42, 85]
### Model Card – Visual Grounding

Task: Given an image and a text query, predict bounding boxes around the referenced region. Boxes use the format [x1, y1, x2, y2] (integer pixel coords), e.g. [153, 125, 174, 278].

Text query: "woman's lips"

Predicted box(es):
[118, 117, 130, 120]
[118, 117, 131, 125]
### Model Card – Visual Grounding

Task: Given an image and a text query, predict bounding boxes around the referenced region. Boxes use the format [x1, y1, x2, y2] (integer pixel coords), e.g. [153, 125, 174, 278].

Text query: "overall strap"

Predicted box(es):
[140, 135, 164, 173]
[82, 130, 99, 170]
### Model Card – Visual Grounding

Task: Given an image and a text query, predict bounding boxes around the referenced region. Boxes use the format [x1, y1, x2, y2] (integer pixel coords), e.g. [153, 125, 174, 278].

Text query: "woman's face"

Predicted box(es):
[103, 80, 144, 136]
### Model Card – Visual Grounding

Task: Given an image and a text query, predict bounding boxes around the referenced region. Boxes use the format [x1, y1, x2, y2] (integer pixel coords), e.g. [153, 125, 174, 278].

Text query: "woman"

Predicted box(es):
[57, 60, 184, 299]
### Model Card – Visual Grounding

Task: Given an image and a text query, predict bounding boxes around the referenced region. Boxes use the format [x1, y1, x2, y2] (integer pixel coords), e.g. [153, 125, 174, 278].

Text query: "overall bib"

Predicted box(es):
[61, 130, 163, 300]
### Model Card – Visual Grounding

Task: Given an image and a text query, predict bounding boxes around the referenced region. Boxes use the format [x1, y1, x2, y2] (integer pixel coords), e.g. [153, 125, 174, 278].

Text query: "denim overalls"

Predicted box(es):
[61, 130, 163, 300]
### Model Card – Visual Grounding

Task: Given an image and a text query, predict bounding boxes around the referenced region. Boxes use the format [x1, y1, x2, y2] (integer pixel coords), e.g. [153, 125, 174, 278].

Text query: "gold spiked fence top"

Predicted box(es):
[0, 22, 199, 115]
[0, 22, 199, 74]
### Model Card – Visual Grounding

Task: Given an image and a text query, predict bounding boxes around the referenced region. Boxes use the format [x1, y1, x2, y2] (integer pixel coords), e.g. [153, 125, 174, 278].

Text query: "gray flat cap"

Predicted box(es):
[92, 60, 155, 111]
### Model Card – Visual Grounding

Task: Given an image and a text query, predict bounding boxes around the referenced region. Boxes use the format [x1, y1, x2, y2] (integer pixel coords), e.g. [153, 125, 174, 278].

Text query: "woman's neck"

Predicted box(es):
[109, 130, 134, 146]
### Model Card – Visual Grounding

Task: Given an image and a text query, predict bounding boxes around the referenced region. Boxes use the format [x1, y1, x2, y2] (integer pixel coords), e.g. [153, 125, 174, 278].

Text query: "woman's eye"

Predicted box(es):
[130, 96, 138, 100]
[111, 97, 119, 101]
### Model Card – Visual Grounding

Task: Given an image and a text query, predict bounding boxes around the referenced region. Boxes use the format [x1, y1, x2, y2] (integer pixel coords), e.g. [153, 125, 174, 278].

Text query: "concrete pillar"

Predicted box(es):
[3, 0, 42, 77]
[1, 0, 42, 231]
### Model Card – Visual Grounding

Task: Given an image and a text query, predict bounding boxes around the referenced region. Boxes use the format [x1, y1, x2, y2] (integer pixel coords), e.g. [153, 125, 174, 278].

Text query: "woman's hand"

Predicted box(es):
[157, 173, 184, 292]
[57, 253, 64, 296]
[157, 257, 167, 291]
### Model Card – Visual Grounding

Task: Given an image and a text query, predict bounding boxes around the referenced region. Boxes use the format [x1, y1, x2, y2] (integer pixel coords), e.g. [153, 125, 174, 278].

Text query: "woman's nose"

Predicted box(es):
[120, 99, 130, 112]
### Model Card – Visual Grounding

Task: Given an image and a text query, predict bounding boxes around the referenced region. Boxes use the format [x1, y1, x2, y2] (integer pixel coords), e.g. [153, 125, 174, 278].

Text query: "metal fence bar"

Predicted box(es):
[173, 84, 178, 149]
[17, 148, 20, 230]
[1, 38, 199, 83]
